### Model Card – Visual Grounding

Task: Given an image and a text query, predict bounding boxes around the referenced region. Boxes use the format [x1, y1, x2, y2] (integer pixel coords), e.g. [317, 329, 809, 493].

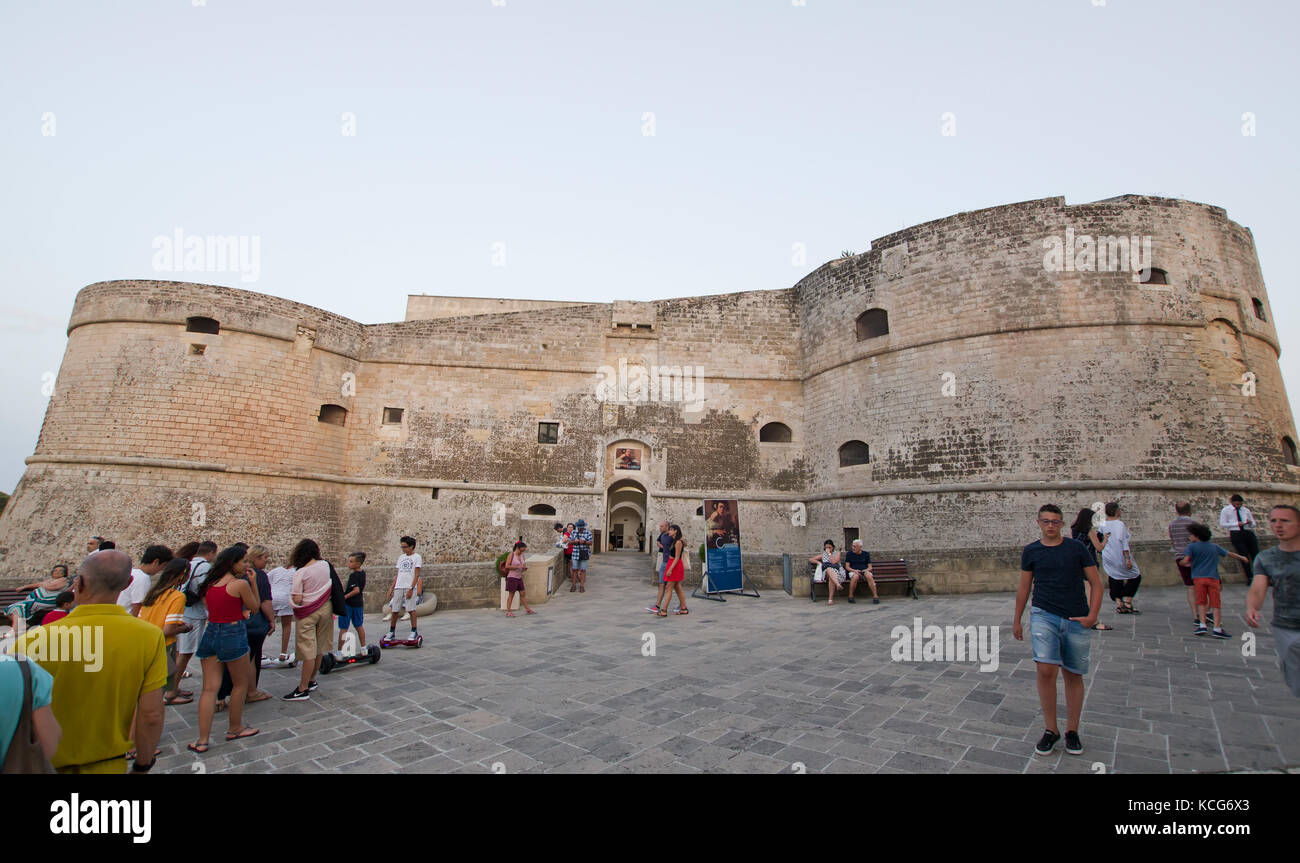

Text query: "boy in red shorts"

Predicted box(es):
[1180, 523, 1250, 638]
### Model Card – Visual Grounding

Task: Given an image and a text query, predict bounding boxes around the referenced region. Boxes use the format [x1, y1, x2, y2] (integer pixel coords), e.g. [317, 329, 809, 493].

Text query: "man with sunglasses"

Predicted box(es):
[1013, 504, 1103, 756]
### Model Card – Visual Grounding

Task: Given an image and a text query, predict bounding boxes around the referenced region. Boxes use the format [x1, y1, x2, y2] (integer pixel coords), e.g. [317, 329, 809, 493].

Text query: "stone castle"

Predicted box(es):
[2, 194, 1296, 601]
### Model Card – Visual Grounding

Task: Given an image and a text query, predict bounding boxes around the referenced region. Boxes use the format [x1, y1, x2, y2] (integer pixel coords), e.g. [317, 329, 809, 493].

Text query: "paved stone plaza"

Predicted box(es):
[151, 553, 1300, 774]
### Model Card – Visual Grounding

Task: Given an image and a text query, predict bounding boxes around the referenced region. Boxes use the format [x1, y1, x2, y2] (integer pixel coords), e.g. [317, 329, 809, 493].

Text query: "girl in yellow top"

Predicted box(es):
[138, 558, 193, 705]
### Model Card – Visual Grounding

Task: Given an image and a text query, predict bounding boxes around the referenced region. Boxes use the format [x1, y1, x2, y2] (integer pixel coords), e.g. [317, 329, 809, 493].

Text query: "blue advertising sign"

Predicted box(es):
[702, 499, 743, 592]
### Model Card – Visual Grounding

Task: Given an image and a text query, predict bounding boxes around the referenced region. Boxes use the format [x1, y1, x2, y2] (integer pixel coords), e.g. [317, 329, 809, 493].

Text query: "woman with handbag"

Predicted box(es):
[657, 525, 689, 617]
[810, 540, 845, 606]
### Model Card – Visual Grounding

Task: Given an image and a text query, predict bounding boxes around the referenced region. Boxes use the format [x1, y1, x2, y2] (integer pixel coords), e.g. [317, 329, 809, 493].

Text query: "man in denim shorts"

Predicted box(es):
[1013, 504, 1102, 757]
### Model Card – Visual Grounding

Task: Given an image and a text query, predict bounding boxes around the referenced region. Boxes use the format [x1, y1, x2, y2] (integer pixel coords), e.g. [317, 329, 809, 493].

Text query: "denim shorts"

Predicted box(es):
[337, 605, 365, 629]
[196, 620, 249, 663]
[1029, 608, 1091, 675]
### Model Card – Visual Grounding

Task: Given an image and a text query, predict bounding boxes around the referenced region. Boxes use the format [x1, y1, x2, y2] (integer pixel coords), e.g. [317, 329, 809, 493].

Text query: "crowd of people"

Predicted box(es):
[0, 533, 414, 773]
[1014, 495, 1296, 758]
[1, 491, 1295, 772]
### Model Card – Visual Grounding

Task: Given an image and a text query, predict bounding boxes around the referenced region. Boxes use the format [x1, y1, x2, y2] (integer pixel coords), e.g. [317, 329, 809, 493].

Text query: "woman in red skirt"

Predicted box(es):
[658, 524, 689, 617]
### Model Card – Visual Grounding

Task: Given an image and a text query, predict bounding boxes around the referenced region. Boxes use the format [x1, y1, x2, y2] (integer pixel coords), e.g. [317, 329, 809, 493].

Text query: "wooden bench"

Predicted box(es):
[808, 559, 917, 601]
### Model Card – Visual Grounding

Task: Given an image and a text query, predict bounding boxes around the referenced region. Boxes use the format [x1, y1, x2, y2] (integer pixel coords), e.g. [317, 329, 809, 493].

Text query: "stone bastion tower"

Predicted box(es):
[1, 195, 1296, 601]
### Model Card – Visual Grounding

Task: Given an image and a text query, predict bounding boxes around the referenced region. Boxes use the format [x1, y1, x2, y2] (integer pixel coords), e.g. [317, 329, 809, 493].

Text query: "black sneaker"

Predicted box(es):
[1064, 730, 1083, 755]
[847, 596, 856, 604]
[283, 688, 310, 701]
[1211, 627, 1231, 639]
[307, 680, 319, 692]
[872, 598, 880, 604]
[1035, 730, 1060, 756]
[1195, 624, 1208, 636]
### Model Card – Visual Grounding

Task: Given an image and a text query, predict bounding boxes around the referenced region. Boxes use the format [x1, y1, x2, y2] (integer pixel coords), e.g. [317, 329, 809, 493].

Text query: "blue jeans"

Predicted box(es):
[1029, 608, 1091, 675]
[196, 620, 249, 663]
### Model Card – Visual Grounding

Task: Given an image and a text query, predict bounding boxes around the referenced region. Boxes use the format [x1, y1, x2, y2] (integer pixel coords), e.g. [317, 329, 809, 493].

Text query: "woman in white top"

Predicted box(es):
[1099, 502, 1142, 614]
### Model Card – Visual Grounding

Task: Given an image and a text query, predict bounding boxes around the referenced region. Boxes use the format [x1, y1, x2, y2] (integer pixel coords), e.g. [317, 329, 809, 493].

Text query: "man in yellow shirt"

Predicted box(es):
[17, 549, 167, 774]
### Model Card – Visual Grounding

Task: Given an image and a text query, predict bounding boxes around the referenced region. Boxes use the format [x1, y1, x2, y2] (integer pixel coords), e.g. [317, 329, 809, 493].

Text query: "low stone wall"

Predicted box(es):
[360, 549, 565, 612]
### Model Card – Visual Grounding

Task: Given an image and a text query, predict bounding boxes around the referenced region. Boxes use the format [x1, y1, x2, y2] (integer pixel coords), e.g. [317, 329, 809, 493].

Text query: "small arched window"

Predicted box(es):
[318, 404, 348, 426]
[1284, 436, 1299, 467]
[527, 504, 556, 516]
[759, 422, 792, 443]
[695, 506, 704, 516]
[1253, 298, 1267, 322]
[185, 316, 220, 334]
[855, 309, 889, 341]
[1139, 268, 1168, 286]
[838, 440, 870, 467]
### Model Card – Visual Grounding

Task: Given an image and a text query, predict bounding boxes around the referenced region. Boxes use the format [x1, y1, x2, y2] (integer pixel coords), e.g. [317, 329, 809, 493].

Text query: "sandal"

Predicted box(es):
[656, 610, 668, 617]
[570, 586, 576, 592]
[525, 609, 537, 615]
[164, 694, 194, 705]
[125, 748, 161, 759]
[505, 612, 515, 617]
[1115, 606, 1129, 614]
[177, 689, 193, 698]
[246, 691, 272, 703]
[1091, 623, 1113, 631]
[214, 699, 228, 713]
[674, 608, 689, 615]
[225, 727, 260, 741]
[182, 671, 192, 679]
[187, 742, 209, 754]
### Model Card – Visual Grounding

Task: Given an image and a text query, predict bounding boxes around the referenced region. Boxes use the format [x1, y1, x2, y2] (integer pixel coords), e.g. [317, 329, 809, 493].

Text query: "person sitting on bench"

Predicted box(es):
[810, 540, 845, 606]
[844, 539, 880, 604]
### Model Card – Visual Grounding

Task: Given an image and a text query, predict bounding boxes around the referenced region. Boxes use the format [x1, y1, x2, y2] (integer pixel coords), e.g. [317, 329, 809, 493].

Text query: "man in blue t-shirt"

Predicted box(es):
[1014, 504, 1102, 758]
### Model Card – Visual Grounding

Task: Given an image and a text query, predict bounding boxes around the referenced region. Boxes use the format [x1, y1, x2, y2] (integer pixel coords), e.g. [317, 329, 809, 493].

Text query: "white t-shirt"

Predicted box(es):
[182, 558, 212, 620]
[117, 568, 150, 611]
[267, 566, 296, 605]
[1098, 520, 1140, 578]
[395, 553, 422, 590]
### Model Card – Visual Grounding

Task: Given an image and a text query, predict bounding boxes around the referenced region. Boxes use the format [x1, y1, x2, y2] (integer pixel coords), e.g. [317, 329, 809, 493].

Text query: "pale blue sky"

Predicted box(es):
[2, 0, 1297, 493]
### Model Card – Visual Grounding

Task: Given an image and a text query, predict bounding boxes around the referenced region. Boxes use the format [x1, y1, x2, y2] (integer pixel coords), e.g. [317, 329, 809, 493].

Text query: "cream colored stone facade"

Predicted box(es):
[1, 195, 1295, 600]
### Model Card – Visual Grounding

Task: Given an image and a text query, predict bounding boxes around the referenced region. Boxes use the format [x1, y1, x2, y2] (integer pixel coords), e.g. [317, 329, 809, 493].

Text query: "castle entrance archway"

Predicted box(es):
[606, 478, 647, 553]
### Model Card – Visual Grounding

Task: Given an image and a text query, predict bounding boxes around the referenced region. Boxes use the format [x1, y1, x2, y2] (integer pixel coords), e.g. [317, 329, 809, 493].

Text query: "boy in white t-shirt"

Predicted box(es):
[387, 535, 423, 640]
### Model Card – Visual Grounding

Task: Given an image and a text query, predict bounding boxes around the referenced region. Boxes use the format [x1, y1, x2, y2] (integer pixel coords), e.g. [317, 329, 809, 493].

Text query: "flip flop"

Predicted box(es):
[125, 748, 162, 759]
[164, 694, 194, 705]
[225, 728, 260, 741]
[187, 742, 209, 754]
[214, 700, 228, 713]
[177, 689, 194, 698]
[1091, 623, 1113, 631]
[246, 691, 272, 703]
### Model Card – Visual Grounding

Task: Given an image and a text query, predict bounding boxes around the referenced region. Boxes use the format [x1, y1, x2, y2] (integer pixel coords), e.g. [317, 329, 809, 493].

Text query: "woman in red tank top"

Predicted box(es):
[189, 546, 260, 754]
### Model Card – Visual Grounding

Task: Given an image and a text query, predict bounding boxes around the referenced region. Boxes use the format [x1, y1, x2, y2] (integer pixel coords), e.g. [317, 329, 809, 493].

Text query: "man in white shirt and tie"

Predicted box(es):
[1219, 494, 1259, 583]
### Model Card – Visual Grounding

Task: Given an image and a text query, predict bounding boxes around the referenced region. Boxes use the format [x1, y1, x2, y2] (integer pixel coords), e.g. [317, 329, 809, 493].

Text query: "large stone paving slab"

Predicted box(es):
[154, 553, 1299, 774]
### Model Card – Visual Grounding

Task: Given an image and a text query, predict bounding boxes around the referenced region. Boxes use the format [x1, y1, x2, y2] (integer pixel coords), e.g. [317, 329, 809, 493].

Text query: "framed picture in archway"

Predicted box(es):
[615, 447, 642, 471]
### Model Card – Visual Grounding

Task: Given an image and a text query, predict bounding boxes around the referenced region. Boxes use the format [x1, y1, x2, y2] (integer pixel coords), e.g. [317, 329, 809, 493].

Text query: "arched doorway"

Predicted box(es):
[606, 478, 647, 553]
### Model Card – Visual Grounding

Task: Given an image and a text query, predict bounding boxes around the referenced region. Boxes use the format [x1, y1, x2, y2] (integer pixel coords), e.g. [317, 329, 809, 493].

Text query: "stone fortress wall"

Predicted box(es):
[1, 195, 1295, 602]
